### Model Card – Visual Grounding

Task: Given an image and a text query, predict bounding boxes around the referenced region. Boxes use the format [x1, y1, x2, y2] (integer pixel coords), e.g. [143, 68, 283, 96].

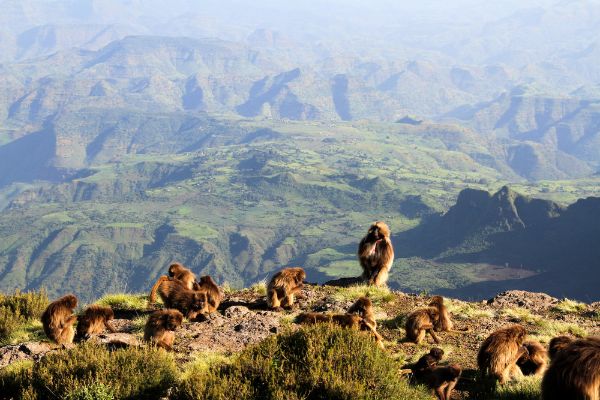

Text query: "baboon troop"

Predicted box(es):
[144, 309, 184, 351]
[477, 325, 528, 384]
[542, 336, 600, 400]
[41, 294, 78, 345]
[358, 221, 394, 287]
[267, 267, 306, 311]
[76, 305, 116, 341]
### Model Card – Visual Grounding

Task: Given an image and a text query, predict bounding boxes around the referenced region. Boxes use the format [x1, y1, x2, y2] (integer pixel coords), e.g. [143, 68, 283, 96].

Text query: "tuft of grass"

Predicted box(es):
[498, 307, 539, 324]
[332, 284, 395, 304]
[95, 293, 148, 310]
[248, 280, 267, 296]
[493, 376, 542, 400]
[0, 289, 49, 345]
[2, 343, 177, 400]
[446, 300, 495, 320]
[174, 324, 431, 400]
[551, 299, 587, 314]
[498, 306, 586, 342]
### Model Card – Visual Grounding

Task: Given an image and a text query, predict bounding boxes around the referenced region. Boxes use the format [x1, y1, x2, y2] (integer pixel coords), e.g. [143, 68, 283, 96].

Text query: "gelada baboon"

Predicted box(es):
[412, 348, 445, 380]
[143, 309, 183, 351]
[196, 275, 223, 313]
[347, 296, 377, 329]
[477, 325, 528, 384]
[150, 276, 208, 319]
[429, 296, 468, 333]
[267, 267, 306, 311]
[426, 364, 462, 400]
[357, 221, 394, 287]
[405, 303, 441, 344]
[542, 336, 600, 400]
[517, 340, 547, 376]
[548, 335, 574, 360]
[296, 312, 384, 348]
[76, 305, 116, 341]
[168, 262, 196, 290]
[41, 294, 78, 345]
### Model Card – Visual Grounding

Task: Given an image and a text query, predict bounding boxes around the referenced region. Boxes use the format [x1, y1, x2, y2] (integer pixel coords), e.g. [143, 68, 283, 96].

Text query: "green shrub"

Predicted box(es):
[0, 289, 48, 343]
[95, 293, 148, 310]
[493, 376, 542, 400]
[3, 344, 177, 400]
[175, 325, 431, 400]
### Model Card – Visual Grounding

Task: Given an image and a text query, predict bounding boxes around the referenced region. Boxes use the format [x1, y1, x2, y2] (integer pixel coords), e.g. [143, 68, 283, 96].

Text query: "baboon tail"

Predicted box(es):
[149, 276, 170, 304]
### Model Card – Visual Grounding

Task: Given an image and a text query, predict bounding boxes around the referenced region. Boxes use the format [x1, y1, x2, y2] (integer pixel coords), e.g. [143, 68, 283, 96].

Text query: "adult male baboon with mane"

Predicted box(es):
[143, 309, 183, 351]
[41, 294, 78, 345]
[405, 301, 441, 344]
[517, 340, 547, 376]
[149, 276, 208, 319]
[542, 336, 600, 400]
[267, 267, 305, 311]
[477, 325, 528, 384]
[358, 221, 394, 287]
[76, 305, 116, 341]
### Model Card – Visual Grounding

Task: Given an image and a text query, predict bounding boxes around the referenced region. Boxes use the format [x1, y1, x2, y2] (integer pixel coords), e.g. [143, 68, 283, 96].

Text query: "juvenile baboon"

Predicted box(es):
[425, 364, 462, 400]
[296, 312, 384, 348]
[357, 221, 394, 287]
[197, 275, 223, 313]
[413, 348, 445, 380]
[41, 294, 78, 345]
[517, 340, 547, 376]
[267, 267, 306, 311]
[548, 335, 574, 360]
[76, 305, 116, 341]
[150, 276, 208, 319]
[477, 325, 528, 384]
[168, 262, 196, 290]
[347, 296, 377, 329]
[541, 336, 600, 400]
[143, 309, 183, 351]
[405, 304, 441, 344]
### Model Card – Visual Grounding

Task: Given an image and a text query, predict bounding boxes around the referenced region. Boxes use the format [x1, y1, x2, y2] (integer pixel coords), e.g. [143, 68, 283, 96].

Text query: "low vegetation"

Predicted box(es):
[0, 290, 48, 345]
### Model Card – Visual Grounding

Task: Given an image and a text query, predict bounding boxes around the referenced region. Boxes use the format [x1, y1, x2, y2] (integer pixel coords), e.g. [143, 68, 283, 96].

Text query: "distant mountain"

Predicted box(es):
[395, 186, 600, 300]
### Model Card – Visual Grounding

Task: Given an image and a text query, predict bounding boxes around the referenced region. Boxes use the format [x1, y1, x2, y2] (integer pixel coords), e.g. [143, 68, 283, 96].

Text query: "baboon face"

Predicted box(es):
[367, 221, 390, 241]
[200, 276, 215, 285]
[512, 326, 527, 343]
[191, 292, 207, 311]
[164, 313, 183, 330]
[429, 296, 444, 307]
[430, 348, 445, 360]
[168, 263, 181, 277]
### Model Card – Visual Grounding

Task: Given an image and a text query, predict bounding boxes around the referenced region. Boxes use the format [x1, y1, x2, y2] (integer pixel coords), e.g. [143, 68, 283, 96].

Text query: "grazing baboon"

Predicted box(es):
[76, 305, 116, 341]
[548, 335, 574, 360]
[296, 312, 384, 348]
[150, 276, 208, 319]
[347, 296, 377, 329]
[41, 294, 78, 345]
[168, 262, 196, 290]
[143, 309, 183, 351]
[517, 340, 547, 376]
[425, 364, 462, 400]
[405, 305, 441, 344]
[477, 325, 528, 384]
[267, 267, 306, 311]
[197, 275, 223, 313]
[413, 348, 445, 380]
[542, 336, 600, 400]
[358, 221, 394, 287]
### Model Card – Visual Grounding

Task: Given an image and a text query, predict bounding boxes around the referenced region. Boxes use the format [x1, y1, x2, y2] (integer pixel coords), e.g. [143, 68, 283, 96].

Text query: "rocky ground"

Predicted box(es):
[1, 285, 599, 399]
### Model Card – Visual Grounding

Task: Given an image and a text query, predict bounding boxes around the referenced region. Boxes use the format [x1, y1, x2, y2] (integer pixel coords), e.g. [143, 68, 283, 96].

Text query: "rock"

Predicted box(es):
[487, 290, 559, 311]
[0, 341, 54, 368]
[18, 342, 53, 356]
[224, 306, 251, 318]
[90, 333, 140, 348]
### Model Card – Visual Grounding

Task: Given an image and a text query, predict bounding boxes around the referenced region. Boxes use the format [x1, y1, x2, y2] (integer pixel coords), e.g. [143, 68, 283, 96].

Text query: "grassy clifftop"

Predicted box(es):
[1, 285, 598, 399]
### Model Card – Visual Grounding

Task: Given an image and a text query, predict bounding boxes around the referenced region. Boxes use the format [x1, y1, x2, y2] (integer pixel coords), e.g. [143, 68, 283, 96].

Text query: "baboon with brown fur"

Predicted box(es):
[548, 335, 574, 360]
[477, 325, 528, 384]
[41, 294, 78, 345]
[517, 340, 547, 376]
[168, 262, 196, 290]
[76, 305, 116, 341]
[197, 275, 223, 313]
[267, 267, 306, 311]
[347, 296, 377, 329]
[425, 364, 462, 400]
[143, 309, 183, 351]
[150, 276, 208, 319]
[296, 312, 384, 348]
[413, 348, 445, 380]
[405, 304, 441, 344]
[358, 221, 394, 287]
[542, 336, 600, 400]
